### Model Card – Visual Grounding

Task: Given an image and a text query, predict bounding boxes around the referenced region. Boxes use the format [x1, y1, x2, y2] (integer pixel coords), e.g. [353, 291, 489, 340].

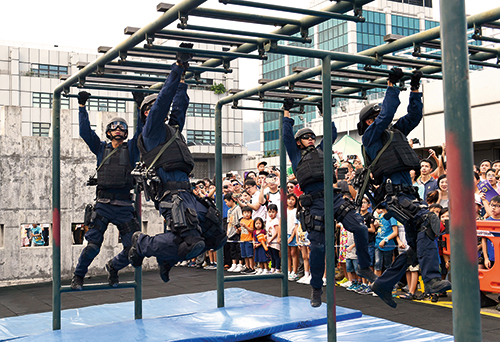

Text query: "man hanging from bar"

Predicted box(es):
[282, 98, 377, 308]
[356, 68, 451, 308]
[128, 50, 227, 282]
[71, 91, 144, 290]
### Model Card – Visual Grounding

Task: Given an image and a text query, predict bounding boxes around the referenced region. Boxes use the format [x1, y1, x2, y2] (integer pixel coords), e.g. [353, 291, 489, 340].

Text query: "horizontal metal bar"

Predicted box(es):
[109, 61, 233, 73]
[124, 26, 247, 47]
[382, 55, 442, 67]
[144, 44, 267, 60]
[220, 0, 365, 23]
[99, 45, 210, 62]
[60, 281, 137, 293]
[363, 66, 443, 80]
[472, 34, 500, 44]
[292, 77, 388, 89]
[223, 273, 285, 282]
[267, 88, 367, 100]
[55, 0, 207, 94]
[179, 24, 312, 44]
[413, 52, 500, 69]
[157, 3, 302, 27]
[89, 73, 204, 84]
[292, 66, 380, 81]
[482, 20, 500, 29]
[216, 7, 500, 106]
[73, 84, 160, 93]
[244, 96, 320, 106]
[233, 105, 305, 113]
[264, 42, 380, 65]
[62, 93, 135, 102]
[156, 28, 258, 45]
[419, 39, 500, 55]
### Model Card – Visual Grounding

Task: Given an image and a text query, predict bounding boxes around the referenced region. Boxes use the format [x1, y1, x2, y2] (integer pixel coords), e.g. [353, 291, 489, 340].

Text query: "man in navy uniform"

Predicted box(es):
[282, 98, 376, 307]
[357, 68, 451, 308]
[128, 60, 226, 282]
[71, 91, 142, 290]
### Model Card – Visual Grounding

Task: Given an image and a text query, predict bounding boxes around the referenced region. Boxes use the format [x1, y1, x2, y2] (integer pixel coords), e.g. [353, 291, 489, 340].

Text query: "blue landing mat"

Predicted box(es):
[270, 315, 454, 342]
[1, 289, 361, 342]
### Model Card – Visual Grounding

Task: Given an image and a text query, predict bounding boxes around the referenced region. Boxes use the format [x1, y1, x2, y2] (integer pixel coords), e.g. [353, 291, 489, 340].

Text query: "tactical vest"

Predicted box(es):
[296, 147, 328, 189]
[97, 143, 134, 190]
[138, 124, 194, 174]
[366, 128, 421, 182]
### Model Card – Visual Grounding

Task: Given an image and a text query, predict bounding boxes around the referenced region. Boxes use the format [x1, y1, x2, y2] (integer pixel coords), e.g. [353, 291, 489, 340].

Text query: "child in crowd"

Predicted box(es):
[224, 193, 244, 273]
[238, 206, 255, 273]
[482, 195, 500, 269]
[357, 197, 376, 294]
[337, 224, 349, 286]
[266, 204, 281, 273]
[345, 231, 362, 292]
[253, 217, 270, 274]
[374, 208, 398, 277]
[286, 193, 300, 281]
[296, 215, 311, 284]
[396, 222, 420, 300]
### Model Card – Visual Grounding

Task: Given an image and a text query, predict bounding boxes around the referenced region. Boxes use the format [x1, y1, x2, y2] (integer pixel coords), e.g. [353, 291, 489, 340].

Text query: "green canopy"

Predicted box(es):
[333, 134, 364, 164]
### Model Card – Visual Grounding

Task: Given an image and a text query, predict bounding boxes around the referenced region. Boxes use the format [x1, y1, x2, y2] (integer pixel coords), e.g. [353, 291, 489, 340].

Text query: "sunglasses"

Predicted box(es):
[300, 134, 316, 140]
[232, 183, 239, 187]
[109, 121, 128, 131]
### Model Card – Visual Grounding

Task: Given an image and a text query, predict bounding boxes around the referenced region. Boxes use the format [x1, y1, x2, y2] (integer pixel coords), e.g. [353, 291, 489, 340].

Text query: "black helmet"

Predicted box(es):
[357, 103, 381, 135]
[294, 127, 315, 140]
[106, 117, 128, 140]
[140, 94, 158, 123]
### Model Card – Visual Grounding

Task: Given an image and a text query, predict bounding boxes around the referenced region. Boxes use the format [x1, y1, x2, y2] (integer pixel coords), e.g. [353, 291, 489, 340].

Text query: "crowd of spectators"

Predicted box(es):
[175, 147, 499, 310]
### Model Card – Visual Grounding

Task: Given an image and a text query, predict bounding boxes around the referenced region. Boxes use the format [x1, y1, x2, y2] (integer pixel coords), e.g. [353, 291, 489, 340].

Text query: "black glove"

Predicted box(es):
[283, 98, 295, 111]
[78, 91, 91, 105]
[410, 70, 423, 91]
[387, 67, 404, 85]
[176, 42, 194, 65]
[132, 88, 145, 108]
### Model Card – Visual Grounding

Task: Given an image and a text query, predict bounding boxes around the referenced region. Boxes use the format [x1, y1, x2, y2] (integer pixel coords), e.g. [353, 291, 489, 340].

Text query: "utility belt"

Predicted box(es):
[297, 207, 325, 233]
[97, 190, 132, 201]
[87, 209, 139, 235]
[155, 182, 192, 208]
[299, 188, 341, 208]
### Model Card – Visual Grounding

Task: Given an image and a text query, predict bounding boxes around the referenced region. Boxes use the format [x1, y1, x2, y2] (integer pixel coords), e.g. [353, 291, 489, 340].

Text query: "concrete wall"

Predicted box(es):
[0, 105, 164, 286]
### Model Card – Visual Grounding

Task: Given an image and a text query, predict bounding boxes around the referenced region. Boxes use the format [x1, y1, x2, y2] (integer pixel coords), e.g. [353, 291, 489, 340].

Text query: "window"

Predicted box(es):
[187, 130, 215, 144]
[30, 64, 68, 78]
[21, 223, 50, 247]
[357, 11, 386, 52]
[0, 224, 3, 247]
[32, 122, 51, 137]
[32, 92, 70, 109]
[391, 15, 420, 37]
[87, 98, 126, 112]
[72, 223, 85, 245]
[186, 103, 215, 118]
[318, 19, 348, 53]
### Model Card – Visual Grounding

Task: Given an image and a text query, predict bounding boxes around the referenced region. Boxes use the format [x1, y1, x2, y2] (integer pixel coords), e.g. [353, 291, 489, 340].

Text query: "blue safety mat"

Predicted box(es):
[1, 288, 361, 342]
[0, 288, 274, 340]
[270, 315, 454, 342]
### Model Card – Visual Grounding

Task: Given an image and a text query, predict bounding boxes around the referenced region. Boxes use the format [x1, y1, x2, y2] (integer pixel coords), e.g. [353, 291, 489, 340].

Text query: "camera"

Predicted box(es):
[411, 138, 420, 145]
[347, 155, 357, 160]
[86, 175, 97, 186]
[271, 166, 279, 172]
[337, 167, 348, 180]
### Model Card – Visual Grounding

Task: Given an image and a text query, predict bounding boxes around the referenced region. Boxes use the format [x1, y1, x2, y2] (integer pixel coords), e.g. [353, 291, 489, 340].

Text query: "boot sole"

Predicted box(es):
[185, 241, 206, 260]
[371, 282, 397, 308]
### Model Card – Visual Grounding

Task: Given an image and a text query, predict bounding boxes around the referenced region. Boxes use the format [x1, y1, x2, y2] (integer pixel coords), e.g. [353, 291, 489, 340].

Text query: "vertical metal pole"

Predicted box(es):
[322, 56, 336, 342]
[133, 103, 143, 320]
[279, 110, 289, 297]
[215, 103, 224, 308]
[52, 91, 61, 330]
[440, 1, 482, 341]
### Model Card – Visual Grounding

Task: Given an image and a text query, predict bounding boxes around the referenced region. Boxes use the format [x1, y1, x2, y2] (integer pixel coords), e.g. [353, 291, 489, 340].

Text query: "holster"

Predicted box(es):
[84, 204, 94, 226]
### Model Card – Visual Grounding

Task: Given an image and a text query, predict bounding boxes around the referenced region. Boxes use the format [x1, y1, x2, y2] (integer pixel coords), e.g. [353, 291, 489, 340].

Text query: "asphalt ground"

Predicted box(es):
[1, 266, 499, 341]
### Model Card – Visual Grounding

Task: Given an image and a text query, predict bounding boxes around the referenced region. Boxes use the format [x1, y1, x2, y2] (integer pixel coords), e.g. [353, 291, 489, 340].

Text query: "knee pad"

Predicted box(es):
[335, 199, 356, 223]
[421, 212, 440, 240]
[82, 242, 101, 260]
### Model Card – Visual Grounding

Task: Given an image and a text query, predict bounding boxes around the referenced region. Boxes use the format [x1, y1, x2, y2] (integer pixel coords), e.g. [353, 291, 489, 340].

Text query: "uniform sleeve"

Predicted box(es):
[79, 106, 104, 156]
[283, 117, 301, 172]
[142, 63, 183, 139]
[318, 121, 337, 151]
[168, 82, 189, 132]
[127, 106, 144, 165]
[392, 92, 423, 136]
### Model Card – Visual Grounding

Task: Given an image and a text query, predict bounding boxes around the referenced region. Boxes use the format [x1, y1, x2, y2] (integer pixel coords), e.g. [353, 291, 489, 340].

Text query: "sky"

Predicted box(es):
[1, 0, 499, 126]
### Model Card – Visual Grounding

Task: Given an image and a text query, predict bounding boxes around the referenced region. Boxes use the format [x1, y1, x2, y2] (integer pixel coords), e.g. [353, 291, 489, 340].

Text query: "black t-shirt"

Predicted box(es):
[362, 212, 376, 243]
